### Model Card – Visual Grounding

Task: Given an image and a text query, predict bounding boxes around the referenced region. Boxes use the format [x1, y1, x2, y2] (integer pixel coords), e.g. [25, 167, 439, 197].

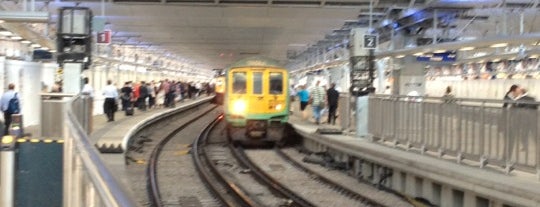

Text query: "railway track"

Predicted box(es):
[138, 102, 416, 207]
[193, 117, 413, 206]
[146, 105, 218, 207]
[193, 116, 308, 207]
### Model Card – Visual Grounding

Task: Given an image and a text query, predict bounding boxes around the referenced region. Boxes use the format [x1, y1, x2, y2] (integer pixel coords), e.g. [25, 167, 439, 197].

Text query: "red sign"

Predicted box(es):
[97, 30, 111, 44]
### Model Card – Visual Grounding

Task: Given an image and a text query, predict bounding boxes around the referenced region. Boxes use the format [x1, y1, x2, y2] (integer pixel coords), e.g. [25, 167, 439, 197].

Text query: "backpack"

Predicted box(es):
[6, 93, 20, 114]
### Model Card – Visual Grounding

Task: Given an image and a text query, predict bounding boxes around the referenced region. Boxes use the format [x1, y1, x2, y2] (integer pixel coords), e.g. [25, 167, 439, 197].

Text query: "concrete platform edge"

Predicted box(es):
[120, 96, 214, 151]
[290, 123, 540, 207]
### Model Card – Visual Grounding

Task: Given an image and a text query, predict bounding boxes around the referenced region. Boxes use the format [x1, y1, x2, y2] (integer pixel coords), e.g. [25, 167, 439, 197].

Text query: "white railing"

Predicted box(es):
[64, 95, 136, 207]
[369, 95, 540, 176]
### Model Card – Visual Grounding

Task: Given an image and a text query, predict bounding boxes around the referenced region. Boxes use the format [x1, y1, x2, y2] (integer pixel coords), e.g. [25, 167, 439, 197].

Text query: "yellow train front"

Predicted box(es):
[213, 76, 225, 105]
[224, 57, 289, 145]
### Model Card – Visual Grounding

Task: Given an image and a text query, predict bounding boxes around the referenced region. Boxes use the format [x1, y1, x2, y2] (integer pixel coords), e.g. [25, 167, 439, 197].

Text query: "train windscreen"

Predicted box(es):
[253, 72, 263, 94]
[232, 72, 246, 94]
[269, 72, 283, 94]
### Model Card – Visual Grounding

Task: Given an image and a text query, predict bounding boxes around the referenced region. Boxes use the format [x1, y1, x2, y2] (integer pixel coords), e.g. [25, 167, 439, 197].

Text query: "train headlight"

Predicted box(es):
[275, 104, 283, 111]
[232, 100, 247, 114]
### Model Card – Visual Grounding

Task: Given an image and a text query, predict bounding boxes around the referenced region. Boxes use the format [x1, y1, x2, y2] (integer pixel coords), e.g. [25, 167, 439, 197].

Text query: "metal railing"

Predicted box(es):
[368, 95, 540, 176]
[64, 95, 137, 207]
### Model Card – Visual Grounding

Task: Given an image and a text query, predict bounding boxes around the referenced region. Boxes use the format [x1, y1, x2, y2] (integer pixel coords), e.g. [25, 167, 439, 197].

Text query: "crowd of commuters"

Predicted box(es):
[291, 81, 340, 125]
[101, 79, 214, 122]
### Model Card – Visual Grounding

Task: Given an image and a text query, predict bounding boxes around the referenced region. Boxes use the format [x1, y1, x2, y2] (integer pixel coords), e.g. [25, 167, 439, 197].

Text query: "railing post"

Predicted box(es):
[537, 110, 540, 180]
[0, 136, 16, 207]
[63, 125, 74, 207]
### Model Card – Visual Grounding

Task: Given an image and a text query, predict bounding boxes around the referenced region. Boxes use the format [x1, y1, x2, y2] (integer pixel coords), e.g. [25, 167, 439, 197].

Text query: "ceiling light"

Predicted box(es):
[20, 40, 31, 44]
[490, 43, 508, 48]
[40, 47, 49, 51]
[0, 30, 13, 36]
[492, 59, 500, 62]
[413, 52, 424, 56]
[530, 55, 539, 58]
[395, 55, 405, 58]
[0, 20, 4, 24]
[30, 44, 41, 48]
[433, 50, 446, 53]
[10, 36, 22, 40]
[50, 50, 56, 53]
[459, 47, 475, 51]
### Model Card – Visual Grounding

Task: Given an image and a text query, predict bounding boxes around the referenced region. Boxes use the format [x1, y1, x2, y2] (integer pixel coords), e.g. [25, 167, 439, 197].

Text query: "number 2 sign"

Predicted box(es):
[363, 35, 377, 49]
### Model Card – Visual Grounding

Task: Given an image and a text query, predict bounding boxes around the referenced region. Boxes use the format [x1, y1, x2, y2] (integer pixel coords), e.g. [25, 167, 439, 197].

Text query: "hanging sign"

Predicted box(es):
[97, 30, 111, 44]
[363, 35, 378, 49]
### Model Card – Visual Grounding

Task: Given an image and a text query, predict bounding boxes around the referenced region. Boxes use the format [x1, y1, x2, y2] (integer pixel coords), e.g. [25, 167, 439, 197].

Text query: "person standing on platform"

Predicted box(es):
[161, 79, 170, 107]
[120, 82, 133, 111]
[81, 77, 94, 97]
[1, 83, 20, 135]
[147, 82, 156, 109]
[309, 80, 326, 125]
[138, 81, 148, 111]
[502, 84, 519, 108]
[442, 86, 455, 104]
[102, 80, 118, 122]
[326, 83, 339, 125]
[296, 85, 310, 120]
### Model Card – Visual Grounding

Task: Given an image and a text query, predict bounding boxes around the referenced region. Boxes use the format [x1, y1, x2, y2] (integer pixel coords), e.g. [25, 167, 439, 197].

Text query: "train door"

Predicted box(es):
[248, 68, 267, 114]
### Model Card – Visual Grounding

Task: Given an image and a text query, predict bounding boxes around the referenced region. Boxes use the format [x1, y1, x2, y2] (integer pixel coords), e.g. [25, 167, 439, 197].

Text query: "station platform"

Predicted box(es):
[287, 113, 540, 207]
[89, 98, 209, 190]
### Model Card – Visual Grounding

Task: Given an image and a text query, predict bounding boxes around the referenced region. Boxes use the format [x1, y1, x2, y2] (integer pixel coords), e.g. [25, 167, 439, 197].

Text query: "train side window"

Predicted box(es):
[269, 72, 283, 94]
[253, 72, 263, 94]
[232, 72, 246, 94]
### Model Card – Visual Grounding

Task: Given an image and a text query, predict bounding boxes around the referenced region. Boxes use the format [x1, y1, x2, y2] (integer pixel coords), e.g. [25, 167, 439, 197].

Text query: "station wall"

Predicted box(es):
[426, 79, 540, 100]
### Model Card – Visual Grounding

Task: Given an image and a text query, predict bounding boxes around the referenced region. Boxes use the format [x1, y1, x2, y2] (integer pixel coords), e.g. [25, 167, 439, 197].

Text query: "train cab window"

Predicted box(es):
[253, 72, 263, 94]
[232, 72, 246, 94]
[269, 72, 283, 94]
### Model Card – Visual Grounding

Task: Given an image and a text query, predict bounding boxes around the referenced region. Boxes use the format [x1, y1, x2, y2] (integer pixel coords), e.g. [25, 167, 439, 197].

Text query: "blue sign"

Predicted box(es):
[416, 51, 456, 62]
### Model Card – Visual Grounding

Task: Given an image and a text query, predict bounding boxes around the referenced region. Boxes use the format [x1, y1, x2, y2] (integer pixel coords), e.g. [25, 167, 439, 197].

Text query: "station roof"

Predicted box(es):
[2, 0, 540, 71]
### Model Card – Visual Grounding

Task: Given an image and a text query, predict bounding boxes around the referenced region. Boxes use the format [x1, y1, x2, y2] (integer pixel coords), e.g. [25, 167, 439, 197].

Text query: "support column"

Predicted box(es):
[422, 179, 434, 202]
[440, 185, 453, 207]
[391, 169, 403, 192]
[463, 190, 476, 207]
[62, 63, 83, 94]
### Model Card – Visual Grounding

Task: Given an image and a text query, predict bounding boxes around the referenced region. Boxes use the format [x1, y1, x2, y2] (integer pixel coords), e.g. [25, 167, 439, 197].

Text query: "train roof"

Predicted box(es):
[227, 56, 284, 69]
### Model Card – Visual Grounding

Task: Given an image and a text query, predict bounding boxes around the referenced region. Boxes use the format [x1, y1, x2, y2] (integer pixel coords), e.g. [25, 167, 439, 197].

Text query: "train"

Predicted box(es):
[223, 57, 290, 145]
[213, 76, 225, 105]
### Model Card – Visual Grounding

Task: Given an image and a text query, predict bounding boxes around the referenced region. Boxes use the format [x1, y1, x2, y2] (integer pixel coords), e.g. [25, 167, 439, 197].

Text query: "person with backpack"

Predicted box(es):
[1, 83, 20, 135]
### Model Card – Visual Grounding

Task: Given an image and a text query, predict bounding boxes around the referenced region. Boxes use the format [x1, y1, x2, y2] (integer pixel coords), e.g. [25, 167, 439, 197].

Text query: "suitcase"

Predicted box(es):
[125, 107, 134, 116]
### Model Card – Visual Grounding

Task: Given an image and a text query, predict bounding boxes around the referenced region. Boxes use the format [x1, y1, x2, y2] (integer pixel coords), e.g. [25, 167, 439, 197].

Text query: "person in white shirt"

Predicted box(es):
[81, 77, 94, 97]
[102, 80, 118, 122]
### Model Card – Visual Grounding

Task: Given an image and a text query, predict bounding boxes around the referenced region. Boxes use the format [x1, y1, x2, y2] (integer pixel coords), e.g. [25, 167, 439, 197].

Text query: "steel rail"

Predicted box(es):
[275, 148, 403, 207]
[192, 115, 261, 207]
[147, 105, 217, 207]
[230, 146, 316, 207]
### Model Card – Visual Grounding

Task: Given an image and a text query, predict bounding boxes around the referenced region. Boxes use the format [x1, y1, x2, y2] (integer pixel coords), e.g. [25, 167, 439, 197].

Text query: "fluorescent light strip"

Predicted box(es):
[459, 47, 475, 51]
[10, 36, 22, 40]
[490, 43, 508, 48]
[20, 40, 31, 44]
[0, 31, 13, 36]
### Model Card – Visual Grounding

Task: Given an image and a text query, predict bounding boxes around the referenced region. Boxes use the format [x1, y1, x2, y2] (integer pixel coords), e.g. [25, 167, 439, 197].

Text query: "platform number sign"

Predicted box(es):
[363, 35, 377, 49]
